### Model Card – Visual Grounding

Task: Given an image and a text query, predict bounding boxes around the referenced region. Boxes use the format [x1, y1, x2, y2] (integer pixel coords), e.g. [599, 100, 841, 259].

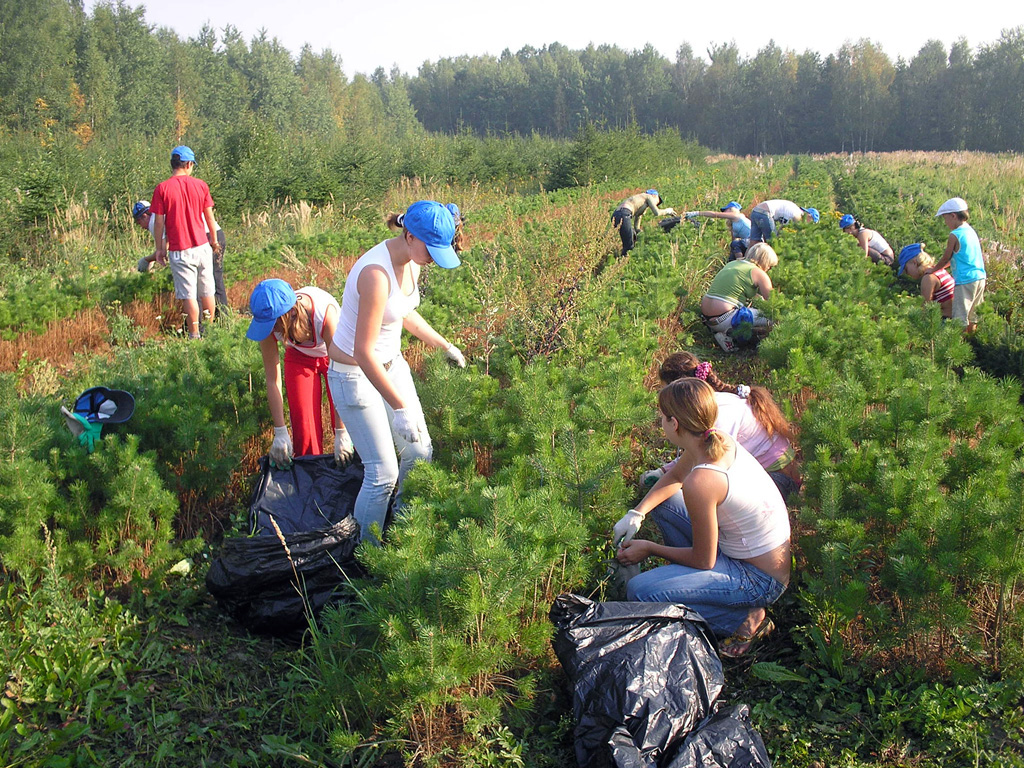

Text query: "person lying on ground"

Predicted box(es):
[613, 378, 790, 658]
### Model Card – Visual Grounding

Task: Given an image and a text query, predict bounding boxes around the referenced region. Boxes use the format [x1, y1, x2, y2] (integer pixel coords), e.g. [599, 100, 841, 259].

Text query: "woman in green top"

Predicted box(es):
[700, 243, 777, 352]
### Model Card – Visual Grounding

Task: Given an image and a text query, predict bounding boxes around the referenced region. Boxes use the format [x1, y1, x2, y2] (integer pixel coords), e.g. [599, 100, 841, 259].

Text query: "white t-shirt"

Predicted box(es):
[764, 199, 804, 223]
[333, 241, 420, 361]
[274, 286, 339, 358]
[714, 392, 790, 470]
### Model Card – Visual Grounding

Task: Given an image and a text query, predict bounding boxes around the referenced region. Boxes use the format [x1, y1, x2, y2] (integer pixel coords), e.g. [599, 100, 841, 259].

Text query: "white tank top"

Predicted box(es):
[273, 286, 338, 358]
[867, 229, 891, 254]
[333, 241, 420, 360]
[691, 442, 790, 559]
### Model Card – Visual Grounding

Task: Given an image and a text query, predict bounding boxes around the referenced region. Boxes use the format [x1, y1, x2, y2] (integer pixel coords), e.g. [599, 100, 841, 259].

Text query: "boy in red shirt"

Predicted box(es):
[150, 145, 221, 338]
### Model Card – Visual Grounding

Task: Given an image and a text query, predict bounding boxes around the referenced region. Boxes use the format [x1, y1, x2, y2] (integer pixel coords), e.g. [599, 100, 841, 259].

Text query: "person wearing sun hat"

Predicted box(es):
[928, 197, 986, 333]
[149, 145, 222, 338]
[748, 199, 819, 242]
[897, 243, 954, 318]
[246, 278, 352, 469]
[326, 200, 468, 545]
[838, 214, 894, 266]
[611, 189, 676, 256]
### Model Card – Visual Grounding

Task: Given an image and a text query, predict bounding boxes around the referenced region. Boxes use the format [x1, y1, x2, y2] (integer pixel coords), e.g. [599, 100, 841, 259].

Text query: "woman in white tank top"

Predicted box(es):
[326, 200, 467, 546]
[614, 378, 791, 657]
[839, 214, 894, 266]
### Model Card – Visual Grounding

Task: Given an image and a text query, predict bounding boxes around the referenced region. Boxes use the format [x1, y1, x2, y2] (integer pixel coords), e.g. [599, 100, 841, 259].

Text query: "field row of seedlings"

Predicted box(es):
[3, 154, 1023, 766]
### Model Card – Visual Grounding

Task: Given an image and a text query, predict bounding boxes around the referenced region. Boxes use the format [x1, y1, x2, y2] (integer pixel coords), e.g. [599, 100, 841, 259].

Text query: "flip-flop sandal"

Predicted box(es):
[719, 617, 775, 659]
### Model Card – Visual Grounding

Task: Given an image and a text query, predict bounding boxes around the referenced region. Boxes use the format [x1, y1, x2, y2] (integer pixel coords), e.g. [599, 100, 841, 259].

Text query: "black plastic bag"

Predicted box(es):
[550, 594, 772, 768]
[206, 454, 368, 635]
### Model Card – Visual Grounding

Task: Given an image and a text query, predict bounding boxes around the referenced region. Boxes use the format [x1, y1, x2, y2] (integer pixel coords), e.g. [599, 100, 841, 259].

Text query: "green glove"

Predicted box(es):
[61, 406, 103, 453]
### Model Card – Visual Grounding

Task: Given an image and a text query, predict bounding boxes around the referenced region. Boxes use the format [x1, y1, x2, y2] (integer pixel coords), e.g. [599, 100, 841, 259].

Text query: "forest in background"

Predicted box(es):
[3, 0, 1024, 162]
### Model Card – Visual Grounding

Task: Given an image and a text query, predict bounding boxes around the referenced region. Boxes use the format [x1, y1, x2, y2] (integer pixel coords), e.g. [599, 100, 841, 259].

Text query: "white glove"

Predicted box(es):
[640, 467, 665, 488]
[392, 407, 423, 444]
[685, 211, 699, 220]
[269, 425, 293, 468]
[445, 343, 466, 368]
[660, 207, 676, 216]
[612, 509, 646, 547]
[334, 426, 354, 465]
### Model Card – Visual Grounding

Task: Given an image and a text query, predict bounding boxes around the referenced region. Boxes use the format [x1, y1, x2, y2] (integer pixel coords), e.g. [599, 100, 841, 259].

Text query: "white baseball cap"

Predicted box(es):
[936, 197, 968, 216]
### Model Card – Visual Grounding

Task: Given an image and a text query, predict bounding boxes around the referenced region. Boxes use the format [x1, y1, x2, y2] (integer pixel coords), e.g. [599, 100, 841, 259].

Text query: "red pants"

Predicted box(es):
[284, 346, 336, 456]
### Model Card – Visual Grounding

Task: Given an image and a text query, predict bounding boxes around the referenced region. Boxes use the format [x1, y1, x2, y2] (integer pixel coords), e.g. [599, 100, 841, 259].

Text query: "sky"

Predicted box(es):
[92, 0, 1024, 77]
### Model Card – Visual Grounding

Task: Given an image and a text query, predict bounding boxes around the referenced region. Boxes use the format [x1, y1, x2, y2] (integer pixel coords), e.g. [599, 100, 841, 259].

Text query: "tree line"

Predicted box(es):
[2, 1, 1023, 159]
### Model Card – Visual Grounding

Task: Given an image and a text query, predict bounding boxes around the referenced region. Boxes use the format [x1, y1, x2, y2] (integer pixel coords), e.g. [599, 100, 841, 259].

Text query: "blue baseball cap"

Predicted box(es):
[247, 279, 298, 341]
[445, 203, 461, 223]
[839, 214, 855, 229]
[646, 189, 659, 197]
[897, 243, 923, 276]
[171, 145, 196, 163]
[132, 200, 150, 218]
[403, 200, 460, 268]
[721, 201, 741, 211]
[801, 207, 820, 224]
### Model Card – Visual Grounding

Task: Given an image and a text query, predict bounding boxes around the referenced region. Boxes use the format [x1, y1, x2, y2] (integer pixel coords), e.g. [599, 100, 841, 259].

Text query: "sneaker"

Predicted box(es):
[713, 332, 737, 353]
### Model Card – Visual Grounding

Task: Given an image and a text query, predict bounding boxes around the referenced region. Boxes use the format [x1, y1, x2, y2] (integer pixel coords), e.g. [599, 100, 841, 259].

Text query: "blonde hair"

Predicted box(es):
[658, 378, 728, 461]
[744, 242, 778, 270]
[911, 251, 936, 270]
[277, 298, 314, 345]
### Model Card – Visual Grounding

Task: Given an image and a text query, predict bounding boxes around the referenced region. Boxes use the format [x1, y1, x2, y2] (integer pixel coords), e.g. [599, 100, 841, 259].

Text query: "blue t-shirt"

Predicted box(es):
[949, 223, 985, 285]
[731, 215, 751, 240]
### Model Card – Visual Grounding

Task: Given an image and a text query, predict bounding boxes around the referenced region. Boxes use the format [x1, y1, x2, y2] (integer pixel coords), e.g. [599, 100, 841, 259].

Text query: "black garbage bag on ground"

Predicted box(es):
[550, 594, 772, 768]
[666, 704, 771, 768]
[206, 454, 368, 635]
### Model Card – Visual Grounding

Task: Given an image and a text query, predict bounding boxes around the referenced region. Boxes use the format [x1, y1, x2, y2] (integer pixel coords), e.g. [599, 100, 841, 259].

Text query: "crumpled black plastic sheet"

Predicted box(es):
[206, 454, 367, 635]
[550, 594, 772, 768]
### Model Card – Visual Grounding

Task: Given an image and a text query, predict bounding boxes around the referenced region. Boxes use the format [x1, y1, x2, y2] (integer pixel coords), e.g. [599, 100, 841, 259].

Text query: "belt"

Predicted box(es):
[329, 355, 398, 373]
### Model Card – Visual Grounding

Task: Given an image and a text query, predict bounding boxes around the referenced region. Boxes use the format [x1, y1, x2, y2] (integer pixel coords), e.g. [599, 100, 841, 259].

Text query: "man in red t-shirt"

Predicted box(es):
[150, 145, 221, 338]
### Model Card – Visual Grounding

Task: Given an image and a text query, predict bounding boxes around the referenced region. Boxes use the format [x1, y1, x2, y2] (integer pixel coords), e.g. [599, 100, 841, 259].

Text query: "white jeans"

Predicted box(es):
[327, 356, 431, 545]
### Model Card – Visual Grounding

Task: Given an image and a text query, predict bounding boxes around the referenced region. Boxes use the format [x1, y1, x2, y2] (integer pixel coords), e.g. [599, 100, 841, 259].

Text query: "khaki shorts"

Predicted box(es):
[168, 243, 215, 300]
[952, 279, 985, 326]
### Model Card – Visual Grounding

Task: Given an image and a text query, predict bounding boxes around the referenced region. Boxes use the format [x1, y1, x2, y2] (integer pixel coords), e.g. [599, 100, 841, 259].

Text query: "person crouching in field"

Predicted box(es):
[685, 201, 752, 257]
[611, 189, 676, 256]
[387, 203, 468, 254]
[700, 242, 778, 353]
[149, 145, 221, 339]
[839, 214, 895, 266]
[929, 197, 986, 333]
[613, 378, 790, 658]
[247, 279, 353, 469]
[898, 243, 954, 319]
[748, 199, 819, 242]
[638, 353, 800, 500]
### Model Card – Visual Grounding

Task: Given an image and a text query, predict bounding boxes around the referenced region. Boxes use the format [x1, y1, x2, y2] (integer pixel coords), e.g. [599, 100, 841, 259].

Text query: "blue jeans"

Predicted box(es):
[626, 491, 787, 636]
[612, 207, 635, 255]
[327, 356, 431, 545]
[748, 209, 776, 243]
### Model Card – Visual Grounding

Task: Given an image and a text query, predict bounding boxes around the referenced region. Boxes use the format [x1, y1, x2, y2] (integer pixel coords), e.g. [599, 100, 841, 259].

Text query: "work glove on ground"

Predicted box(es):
[334, 426, 355, 466]
[269, 425, 293, 468]
[640, 467, 665, 489]
[392, 407, 425, 444]
[445, 343, 466, 368]
[612, 509, 646, 547]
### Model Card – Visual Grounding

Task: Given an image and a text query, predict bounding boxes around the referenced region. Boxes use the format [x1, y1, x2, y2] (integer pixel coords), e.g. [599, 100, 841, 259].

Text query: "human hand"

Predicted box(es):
[445, 343, 466, 368]
[616, 538, 652, 566]
[612, 509, 645, 547]
[640, 468, 665, 488]
[269, 425, 293, 468]
[155, 247, 168, 266]
[392, 407, 425, 444]
[334, 426, 354, 466]
[661, 207, 676, 216]
[685, 211, 699, 220]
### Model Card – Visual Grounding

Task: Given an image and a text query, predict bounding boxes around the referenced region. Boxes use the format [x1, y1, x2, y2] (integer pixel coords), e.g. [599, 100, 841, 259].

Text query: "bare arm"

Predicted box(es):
[204, 207, 221, 255]
[403, 309, 450, 350]
[154, 214, 167, 265]
[856, 230, 871, 256]
[751, 265, 773, 300]
[930, 233, 958, 274]
[352, 266, 408, 410]
[318, 304, 342, 429]
[259, 337, 287, 428]
[693, 210, 737, 221]
[920, 273, 938, 303]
